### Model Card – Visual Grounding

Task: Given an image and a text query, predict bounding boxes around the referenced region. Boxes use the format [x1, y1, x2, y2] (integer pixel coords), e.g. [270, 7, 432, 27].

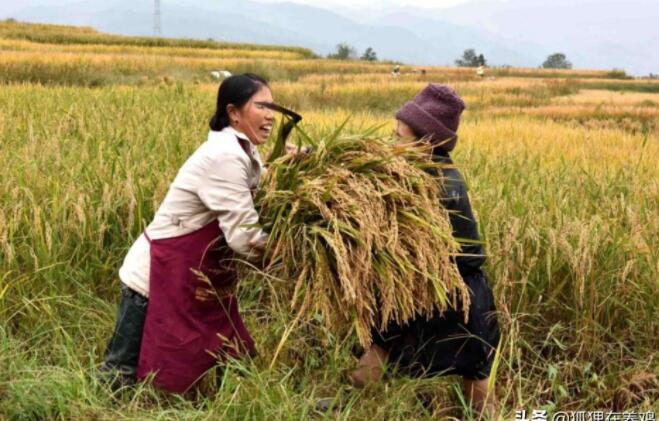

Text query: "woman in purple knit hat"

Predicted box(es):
[351, 84, 501, 417]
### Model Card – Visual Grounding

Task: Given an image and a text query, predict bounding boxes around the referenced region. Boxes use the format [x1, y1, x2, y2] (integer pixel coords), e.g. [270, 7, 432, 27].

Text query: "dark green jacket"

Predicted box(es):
[430, 152, 486, 275]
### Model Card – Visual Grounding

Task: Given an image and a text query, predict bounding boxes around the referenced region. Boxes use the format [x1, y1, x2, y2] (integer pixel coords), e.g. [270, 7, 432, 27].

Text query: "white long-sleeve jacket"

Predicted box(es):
[119, 126, 268, 297]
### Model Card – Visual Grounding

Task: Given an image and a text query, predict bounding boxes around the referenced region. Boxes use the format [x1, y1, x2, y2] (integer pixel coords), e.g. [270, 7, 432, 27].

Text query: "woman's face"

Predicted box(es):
[394, 119, 418, 145]
[229, 86, 275, 145]
[394, 119, 434, 153]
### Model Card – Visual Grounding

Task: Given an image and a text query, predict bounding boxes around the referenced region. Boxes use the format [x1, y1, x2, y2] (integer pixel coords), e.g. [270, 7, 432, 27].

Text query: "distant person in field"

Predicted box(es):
[100, 73, 300, 394]
[350, 84, 501, 416]
[477, 65, 485, 78]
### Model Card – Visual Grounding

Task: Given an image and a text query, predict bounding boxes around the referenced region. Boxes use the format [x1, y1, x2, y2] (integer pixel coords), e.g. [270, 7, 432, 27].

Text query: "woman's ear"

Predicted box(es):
[227, 104, 239, 125]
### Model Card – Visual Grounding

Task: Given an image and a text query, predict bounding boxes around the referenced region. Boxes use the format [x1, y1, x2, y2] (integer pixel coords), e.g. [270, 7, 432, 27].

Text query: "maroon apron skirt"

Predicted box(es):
[137, 221, 255, 393]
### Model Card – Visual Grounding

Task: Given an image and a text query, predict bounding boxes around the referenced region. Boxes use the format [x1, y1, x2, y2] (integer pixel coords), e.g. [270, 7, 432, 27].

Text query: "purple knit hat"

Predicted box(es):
[395, 84, 466, 152]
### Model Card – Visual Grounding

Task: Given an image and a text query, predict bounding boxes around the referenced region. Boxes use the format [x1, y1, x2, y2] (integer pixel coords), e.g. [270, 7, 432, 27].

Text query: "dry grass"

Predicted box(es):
[552, 89, 659, 106]
[0, 38, 308, 60]
[0, 20, 313, 55]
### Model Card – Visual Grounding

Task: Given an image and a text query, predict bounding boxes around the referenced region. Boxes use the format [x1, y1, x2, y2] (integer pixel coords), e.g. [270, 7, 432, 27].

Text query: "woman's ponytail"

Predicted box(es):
[209, 110, 230, 131]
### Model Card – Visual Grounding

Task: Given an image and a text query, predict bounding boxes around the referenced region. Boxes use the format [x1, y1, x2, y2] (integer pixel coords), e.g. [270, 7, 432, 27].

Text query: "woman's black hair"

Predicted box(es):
[209, 73, 269, 131]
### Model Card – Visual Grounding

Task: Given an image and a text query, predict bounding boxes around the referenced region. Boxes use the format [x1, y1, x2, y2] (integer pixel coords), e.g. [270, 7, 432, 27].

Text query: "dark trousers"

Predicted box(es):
[100, 284, 148, 386]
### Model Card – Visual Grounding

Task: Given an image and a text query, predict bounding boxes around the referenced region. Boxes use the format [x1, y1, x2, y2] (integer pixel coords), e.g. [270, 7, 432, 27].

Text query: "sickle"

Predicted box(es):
[255, 101, 303, 162]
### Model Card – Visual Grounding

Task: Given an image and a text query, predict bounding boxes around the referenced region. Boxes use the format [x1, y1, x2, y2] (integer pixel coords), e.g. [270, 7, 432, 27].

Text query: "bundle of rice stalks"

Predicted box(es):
[256, 128, 469, 347]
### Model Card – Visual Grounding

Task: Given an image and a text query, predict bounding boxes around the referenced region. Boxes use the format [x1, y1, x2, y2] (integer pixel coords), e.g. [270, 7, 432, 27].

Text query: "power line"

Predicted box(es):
[154, 0, 161, 36]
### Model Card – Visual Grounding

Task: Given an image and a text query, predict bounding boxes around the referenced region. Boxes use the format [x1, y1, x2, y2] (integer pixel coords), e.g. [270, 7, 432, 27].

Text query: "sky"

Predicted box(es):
[1, 0, 476, 13]
[2, 0, 477, 7]
[252, 0, 473, 9]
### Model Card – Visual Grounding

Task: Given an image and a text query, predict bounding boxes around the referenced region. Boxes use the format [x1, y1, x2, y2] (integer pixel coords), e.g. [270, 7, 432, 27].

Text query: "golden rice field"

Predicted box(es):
[0, 20, 657, 420]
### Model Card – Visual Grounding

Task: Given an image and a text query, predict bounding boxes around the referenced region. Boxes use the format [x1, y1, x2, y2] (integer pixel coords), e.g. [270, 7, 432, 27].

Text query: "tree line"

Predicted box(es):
[328, 43, 575, 69]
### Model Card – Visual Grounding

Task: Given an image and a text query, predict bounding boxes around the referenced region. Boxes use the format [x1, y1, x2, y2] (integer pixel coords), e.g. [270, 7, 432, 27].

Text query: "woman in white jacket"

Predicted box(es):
[100, 73, 298, 393]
